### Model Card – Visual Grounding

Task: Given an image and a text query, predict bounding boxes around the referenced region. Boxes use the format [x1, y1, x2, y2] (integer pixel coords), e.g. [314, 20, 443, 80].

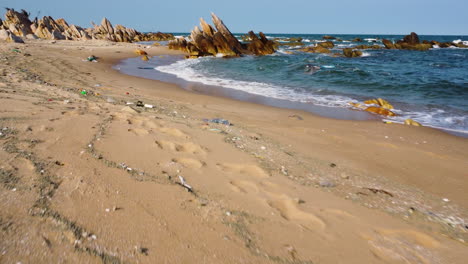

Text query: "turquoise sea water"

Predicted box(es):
[118, 34, 468, 135]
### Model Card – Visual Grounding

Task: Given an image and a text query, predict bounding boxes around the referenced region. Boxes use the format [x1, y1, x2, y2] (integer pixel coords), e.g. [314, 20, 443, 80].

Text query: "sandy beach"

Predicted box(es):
[1, 40, 467, 263]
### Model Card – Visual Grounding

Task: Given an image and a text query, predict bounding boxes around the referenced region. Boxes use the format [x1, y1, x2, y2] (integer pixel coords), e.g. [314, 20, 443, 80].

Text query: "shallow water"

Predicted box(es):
[119, 33, 468, 135]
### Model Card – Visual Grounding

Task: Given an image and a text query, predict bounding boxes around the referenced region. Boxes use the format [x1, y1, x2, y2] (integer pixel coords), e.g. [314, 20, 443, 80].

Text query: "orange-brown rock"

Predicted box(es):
[382, 39, 396, 49]
[134, 49, 147, 56]
[247, 31, 277, 55]
[343, 48, 362, 57]
[364, 98, 394, 109]
[318, 41, 334, 49]
[322, 35, 336, 40]
[168, 13, 276, 58]
[404, 119, 422, 126]
[2, 8, 33, 36]
[401, 32, 419, 45]
[354, 44, 381, 50]
[365, 106, 397, 117]
[141, 55, 149, 61]
[299, 46, 331, 54]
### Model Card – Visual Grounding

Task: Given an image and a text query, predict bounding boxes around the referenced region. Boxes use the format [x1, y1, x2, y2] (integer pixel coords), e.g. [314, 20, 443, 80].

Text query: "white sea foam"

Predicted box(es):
[364, 38, 378, 42]
[155, 58, 355, 108]
[361, 52, 371, 57]
[337, 44, 353, 48]
[452, 39, 468, 46]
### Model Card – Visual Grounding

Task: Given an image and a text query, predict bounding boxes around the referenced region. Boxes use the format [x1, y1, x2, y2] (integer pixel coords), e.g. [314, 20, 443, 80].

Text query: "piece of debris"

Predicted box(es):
[86, 55, 98, 62]
[319, 180, 336, 188]
[329, 163, 337, 168]
[203, 118, 231, 126]
[365, 188, 393, 197]
[178, 175, 193, 192]
[280, 166, 289, 176]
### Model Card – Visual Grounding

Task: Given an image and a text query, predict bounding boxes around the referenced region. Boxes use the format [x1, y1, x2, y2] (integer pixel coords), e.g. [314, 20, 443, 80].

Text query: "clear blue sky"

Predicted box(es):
[1, 0, 467, 35]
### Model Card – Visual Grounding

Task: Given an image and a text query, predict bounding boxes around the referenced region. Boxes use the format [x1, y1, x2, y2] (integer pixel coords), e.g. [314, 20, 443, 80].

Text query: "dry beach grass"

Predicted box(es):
[0, 39, 467, 263]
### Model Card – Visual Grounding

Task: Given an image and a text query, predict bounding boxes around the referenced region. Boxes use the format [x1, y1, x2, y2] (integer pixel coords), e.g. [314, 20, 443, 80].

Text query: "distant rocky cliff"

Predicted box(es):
[0, 8, 174, 43]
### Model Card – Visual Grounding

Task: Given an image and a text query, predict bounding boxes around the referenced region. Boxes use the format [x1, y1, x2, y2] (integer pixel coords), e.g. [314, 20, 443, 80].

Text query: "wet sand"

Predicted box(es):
[0, 39, 467, 263]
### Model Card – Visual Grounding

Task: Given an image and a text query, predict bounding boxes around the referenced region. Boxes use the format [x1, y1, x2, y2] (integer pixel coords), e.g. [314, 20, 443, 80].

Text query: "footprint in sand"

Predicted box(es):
[114, 108, 189, 138]
[266, 194, 326, 231]
[364, 229, 440, 264]
[155, 140, 207, 155]
[127, 127, 150, 136]
[172, 158, 206, 169]
[229, 180, 260, 194]
[216, 163, 269, 179]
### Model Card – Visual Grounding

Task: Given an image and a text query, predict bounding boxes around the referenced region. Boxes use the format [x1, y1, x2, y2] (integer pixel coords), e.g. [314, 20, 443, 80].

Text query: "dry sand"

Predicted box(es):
[0, 40, 467, 264]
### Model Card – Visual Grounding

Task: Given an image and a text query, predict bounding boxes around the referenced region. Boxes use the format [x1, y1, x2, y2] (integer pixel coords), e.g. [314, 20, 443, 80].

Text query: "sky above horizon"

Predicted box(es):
[1, 0, 467, 35]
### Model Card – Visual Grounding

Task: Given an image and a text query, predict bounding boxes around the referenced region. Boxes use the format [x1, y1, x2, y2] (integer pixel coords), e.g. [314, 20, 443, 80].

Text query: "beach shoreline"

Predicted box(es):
[1, 39, 467, 263]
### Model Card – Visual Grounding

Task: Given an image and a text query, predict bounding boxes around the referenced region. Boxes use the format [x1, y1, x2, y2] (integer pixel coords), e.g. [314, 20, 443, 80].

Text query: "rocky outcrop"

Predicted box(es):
[365, 106, 396, 116]
[246, 31, 276, 55]
[2, 9, 33, 36]
[318, 41, 334, 49]
[382, 39, 396, 49]
[401, 32, 419, 45]
[1, 8, 174, 43]
[322, 35, 336, 40]
[343, 48, 363, 57]
[350, 98, 397, 117]
[382, 32, 442, 51]
[364, 98, 394, 109]
[299, 45, 331, 54]
[0, 29, 24, 43]
[354, 44, 381, 50]
[168, 13, 277, 58]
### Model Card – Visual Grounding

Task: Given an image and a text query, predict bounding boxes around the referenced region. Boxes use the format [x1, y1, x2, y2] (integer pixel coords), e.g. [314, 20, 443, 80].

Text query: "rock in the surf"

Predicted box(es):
[365, 106, 397, 117]
[343, 48, 363, 57]
[318, 41, 334, 49]
[404, 119, 422, 126]
[364, 98, 394, 109]
[168, 13, 277, 58]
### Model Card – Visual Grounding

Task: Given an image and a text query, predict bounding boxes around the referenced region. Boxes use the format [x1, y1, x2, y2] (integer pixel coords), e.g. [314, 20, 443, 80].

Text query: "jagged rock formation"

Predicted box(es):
[299, 45, 331, 54]
[343, 48, 363, 57]
[2, 8, 33, 36]
[1, 8, 174, 42]
[168, 13, 277, 58]
[382, 32, 467, 50]
[0, 29, 24, 43]
[353, 44, 382, 50]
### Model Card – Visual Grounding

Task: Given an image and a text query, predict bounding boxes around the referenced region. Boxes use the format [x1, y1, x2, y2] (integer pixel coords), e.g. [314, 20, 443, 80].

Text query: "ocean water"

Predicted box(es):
[118, 34, 468, 135]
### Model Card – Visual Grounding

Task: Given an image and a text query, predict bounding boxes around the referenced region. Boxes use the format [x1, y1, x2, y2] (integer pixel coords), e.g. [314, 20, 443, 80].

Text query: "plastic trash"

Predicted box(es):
[87, 55, 97, 62]
[203, 118, 231, 126]
[80, 90, 87, 95]
[144, 104, 153, 108]
[136, 101, 144, 107]
[12, 49, 21, 53]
